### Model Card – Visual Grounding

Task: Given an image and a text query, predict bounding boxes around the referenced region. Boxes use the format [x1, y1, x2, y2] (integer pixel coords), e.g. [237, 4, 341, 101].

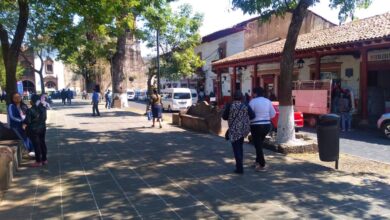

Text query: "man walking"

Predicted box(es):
[92, 88, 100, 116]
[105, 89, 112, 109]
[61, 89, 66, 105]
[66, 89, 72, 105]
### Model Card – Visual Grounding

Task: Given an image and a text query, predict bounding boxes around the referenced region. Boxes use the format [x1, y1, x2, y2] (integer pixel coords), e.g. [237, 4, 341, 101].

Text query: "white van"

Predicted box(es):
[161, 88, 192, 111]
[190, 89, 198, 104]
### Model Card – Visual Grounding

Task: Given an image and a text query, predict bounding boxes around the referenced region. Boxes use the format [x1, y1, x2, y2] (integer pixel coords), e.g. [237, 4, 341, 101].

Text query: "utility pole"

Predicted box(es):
[157, 29, 161, 93]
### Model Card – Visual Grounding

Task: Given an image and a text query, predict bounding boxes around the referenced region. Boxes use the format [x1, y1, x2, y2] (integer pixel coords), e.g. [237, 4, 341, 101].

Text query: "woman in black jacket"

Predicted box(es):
[24, 94, 47, 167]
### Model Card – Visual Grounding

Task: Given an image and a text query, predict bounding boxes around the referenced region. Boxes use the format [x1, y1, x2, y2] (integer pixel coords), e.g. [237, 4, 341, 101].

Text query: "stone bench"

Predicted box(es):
[0, 140, 22, 191]
[179, 101, 222, 134]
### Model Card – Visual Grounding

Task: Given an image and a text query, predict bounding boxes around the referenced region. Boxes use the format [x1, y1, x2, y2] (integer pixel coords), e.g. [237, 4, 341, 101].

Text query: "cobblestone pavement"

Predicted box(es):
[301, 127, 390, 165]
[1, 101, 390, 219]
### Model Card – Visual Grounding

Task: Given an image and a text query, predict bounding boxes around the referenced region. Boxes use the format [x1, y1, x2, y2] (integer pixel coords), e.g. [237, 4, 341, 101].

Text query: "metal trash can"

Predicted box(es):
[317, 114, 340, 169]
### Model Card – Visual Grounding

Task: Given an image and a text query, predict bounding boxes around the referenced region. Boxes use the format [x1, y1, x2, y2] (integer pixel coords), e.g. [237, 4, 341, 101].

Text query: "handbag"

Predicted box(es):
[147, 111, 152, 121]
[225, 104, 243, 141]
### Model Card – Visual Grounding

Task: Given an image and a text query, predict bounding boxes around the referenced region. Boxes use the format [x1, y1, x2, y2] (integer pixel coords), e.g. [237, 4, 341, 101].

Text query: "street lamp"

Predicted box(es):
[297, 59, 305, 69]
[156, 29, 161, 93]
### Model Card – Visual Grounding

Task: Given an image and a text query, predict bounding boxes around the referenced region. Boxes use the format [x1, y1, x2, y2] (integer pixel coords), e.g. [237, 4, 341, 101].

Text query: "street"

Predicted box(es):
[1, 101, 390, 219]
[127, 100, 390, 164]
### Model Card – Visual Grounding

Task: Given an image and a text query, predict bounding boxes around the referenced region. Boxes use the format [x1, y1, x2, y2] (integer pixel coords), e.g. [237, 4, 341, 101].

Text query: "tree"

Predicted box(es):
[0, 0, 29, 100]
[143, 4, 204, 82]
[49, 0, 116, 92]
[231, 0, 371, 144]
[19, 0, 55, 94]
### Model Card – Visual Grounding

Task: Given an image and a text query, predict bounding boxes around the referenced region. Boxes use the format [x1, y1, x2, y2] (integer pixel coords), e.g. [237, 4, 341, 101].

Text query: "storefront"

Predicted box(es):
[212, 12, 390, 124]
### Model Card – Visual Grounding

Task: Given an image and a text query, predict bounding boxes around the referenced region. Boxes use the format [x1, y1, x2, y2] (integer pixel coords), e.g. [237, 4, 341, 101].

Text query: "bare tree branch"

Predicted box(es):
[10, 0, 29, 53]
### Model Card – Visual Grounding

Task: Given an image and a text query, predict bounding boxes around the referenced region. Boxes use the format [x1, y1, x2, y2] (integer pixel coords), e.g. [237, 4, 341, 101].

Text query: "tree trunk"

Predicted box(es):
[37, 52, 45, 94]
[0, 0, 29, 102]
[112, 33, 127, 94]
[276, 0, 311, 144]
[38, 70, 45, 94]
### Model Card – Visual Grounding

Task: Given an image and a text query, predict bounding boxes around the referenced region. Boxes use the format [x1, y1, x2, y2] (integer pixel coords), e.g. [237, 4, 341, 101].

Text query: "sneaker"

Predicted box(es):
[255, 164, 267, 172]
[28, 152, 35, 157]
[30, 162, 42, 167]
[42, 160, 48, 165]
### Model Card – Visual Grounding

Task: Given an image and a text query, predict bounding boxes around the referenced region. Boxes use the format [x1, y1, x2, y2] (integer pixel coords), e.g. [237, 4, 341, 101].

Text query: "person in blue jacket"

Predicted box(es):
[92, 87, 100, 116]
[8, 92, 34, 155]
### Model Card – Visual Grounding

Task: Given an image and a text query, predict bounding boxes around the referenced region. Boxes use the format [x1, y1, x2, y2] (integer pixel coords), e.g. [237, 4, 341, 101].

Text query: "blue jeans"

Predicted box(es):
[231, 137, 244, 173]
[341, 112, 352, 131]
[106, 99, 112, 109]
[12, 127, 33, 151]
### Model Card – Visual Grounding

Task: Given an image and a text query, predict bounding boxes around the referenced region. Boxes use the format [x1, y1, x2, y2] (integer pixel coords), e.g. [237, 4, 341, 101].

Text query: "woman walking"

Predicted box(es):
[150, 89, 163, 128]
[8, 92, 34, 155]
[249, 87, 276, 172]
[223, 91, 255, 174]
[24, 94, 48, 167]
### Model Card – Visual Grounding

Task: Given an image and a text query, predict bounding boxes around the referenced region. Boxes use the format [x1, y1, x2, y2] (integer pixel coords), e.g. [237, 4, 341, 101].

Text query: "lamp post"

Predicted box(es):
[157, 29, 161, 93]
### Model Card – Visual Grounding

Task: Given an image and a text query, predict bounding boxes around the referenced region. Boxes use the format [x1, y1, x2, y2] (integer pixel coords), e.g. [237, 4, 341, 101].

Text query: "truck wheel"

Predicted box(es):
[382, 122, 390, 139]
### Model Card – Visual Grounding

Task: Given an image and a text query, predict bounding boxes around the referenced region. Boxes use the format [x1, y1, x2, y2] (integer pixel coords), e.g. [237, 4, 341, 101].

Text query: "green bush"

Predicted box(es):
[0, 102, 6, 114]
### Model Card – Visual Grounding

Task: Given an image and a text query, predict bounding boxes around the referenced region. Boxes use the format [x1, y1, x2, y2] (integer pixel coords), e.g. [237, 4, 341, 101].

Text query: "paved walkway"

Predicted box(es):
[1, 101, 390, 219]
[129, 100, 390, 164]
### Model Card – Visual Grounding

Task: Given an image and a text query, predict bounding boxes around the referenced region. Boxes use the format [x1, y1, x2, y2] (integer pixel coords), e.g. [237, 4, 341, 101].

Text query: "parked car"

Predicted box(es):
[271, 102, 304, 132]
[190, 89, 198, 104]
[377, 113, 390, 139]
[161, 88, 192, 111]
[136, 90, 147, 101]
[127, 89, 135, 101]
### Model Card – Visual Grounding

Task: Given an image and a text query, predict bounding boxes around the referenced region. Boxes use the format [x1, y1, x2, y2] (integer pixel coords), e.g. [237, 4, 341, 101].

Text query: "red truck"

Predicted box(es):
[271, 102, 304, 131]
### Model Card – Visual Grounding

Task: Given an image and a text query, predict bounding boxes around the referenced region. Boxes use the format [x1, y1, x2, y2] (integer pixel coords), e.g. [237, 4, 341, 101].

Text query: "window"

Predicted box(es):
[46, 81, 56, 89]
[173, 93, 191, 99]
[218, 41, 227, 59]
[46, 64, 53, 74]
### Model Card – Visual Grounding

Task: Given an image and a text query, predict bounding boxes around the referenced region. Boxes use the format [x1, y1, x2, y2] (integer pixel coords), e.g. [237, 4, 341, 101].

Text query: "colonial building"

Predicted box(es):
[196, 11, 335, 99]
[212, 12, 390, 123]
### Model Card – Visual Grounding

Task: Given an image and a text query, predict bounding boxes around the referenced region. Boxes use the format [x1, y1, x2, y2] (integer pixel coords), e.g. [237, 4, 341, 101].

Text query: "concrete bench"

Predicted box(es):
[0, 140, 22, 191]
[179, 101, 222, 134]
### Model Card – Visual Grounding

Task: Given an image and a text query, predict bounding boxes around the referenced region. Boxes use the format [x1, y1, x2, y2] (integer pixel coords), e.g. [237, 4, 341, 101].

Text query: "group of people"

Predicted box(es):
[8, 92, 48, 167]
[223, 87, 276, 174]
[61, 89, 73, 105]
[332, 83, 354, 132]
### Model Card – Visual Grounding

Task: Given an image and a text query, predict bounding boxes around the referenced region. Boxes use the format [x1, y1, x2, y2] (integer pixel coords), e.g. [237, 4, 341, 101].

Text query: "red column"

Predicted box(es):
[252, 64, 258, 91]
[232, 67, 237, 97]
[315, 55, 321, 80]
[360, 49, 368, 121]
[215, 70, 220, 105]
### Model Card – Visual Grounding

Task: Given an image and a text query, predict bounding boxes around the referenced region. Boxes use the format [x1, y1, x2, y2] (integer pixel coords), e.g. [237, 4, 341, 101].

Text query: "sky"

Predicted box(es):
[142, 0, 390, 56]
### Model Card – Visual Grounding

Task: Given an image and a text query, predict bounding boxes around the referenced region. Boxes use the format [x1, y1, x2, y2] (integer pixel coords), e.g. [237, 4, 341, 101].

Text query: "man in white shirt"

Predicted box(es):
[249, 87, 276, 172]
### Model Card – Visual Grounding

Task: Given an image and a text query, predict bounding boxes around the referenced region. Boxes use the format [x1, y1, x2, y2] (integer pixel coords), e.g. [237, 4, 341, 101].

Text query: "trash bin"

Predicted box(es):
[317, 114, 340, 168]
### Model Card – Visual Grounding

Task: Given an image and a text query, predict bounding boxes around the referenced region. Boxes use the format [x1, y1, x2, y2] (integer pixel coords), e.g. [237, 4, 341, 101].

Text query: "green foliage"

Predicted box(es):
[0, 50, 24, 88]
[0, 102, 6, 114]
[231, 0, 371, 23]
[143, 4, 205, 80]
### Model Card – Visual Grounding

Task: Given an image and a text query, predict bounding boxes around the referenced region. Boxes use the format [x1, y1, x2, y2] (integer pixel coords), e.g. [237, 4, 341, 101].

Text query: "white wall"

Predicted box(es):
[34, 50, 66, 92]
[195, 31, 245, 95]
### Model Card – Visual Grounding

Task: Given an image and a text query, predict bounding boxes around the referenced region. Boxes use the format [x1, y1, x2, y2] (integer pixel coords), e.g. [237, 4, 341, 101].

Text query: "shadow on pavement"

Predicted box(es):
[1, 107, 390, 219]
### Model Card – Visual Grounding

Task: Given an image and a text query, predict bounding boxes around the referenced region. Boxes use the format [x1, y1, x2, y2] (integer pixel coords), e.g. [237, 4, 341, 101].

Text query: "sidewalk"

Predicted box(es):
[0, 101, 389, 219]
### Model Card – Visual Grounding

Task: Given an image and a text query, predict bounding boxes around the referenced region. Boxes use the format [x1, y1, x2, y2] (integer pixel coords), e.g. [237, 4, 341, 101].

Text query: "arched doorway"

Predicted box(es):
[22, 80, 35, 93]
[45, 81, 57, 91]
